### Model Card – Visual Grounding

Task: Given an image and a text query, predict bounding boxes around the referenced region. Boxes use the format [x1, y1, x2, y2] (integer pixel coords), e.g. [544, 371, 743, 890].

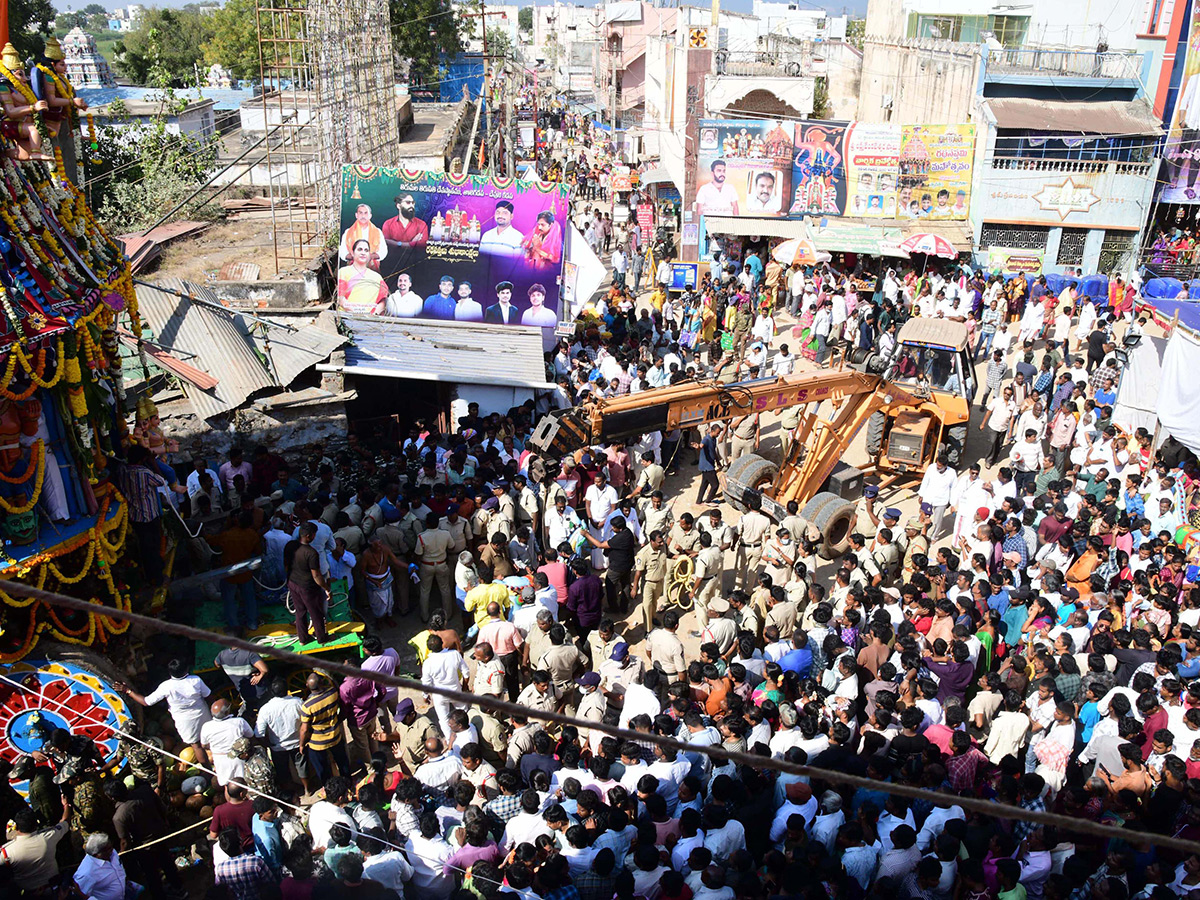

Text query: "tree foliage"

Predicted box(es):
[811, 77, 830, 119]
[201, 0, 262, 82]
[518, 7, 532, 32]
[114, 7, 211, 86]
[11, 0, 56, 59]
[486, 26, 513, 61]
[389, 0, 462, 85]
[90, 89, 220, 232]
[845, 18, 865, 51]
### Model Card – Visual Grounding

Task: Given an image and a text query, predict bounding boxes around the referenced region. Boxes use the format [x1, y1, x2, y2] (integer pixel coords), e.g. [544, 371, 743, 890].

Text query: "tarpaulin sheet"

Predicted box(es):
[1158, 328, 1200, 456]
[1113, 336, 1165, 437]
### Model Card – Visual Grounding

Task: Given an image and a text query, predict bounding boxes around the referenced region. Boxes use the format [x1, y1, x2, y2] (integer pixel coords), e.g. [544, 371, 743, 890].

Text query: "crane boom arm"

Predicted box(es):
[529, 367, 916, 458]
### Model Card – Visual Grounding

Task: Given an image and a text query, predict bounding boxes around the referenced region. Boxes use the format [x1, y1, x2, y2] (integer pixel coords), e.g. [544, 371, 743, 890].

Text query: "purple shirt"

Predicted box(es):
[567, 574, 604, 628]
[444, 841, 502, 875]
[361, 648, 401, 703]
[923, 657, 974, 704]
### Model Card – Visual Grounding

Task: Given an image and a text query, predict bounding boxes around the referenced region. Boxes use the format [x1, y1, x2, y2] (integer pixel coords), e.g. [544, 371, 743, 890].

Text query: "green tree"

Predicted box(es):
[115, 8, 211, 85]
[486, 26, 513, 60]
[11, 0, 56, 59]
[845, 18, 865, 51]
[80, 3, 108, 16]
[390, 0, 462, 85]
[811, 77, 830, 119]
[518, 7, 532, 32]
[55, 11, 86, 31]
[201, 0, 262, 81]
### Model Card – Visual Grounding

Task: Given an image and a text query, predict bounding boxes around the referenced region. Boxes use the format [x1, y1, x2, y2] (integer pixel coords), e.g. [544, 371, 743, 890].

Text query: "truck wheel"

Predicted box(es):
[810, 491, 856, 559]
[799, 492, 838, 523]
[942, 424, 968, 468]
[724, 453, 778, 513]
[865, 411, 887, 457]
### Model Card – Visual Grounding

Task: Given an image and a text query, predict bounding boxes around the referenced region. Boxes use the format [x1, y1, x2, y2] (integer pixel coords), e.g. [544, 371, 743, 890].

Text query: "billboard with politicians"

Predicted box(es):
[694, 119, 975, 221]
[1161, 8, 1200, 203]
[695, 119, 795, 217]
[337, 166, 569, 343]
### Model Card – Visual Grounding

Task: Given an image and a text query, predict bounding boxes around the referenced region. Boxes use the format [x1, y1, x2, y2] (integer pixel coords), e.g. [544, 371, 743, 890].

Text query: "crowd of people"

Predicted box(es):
[9, 101, 1200, 900]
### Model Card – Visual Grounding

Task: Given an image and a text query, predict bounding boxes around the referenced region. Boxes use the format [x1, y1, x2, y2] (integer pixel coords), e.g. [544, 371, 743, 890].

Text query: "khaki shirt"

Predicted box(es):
[903, 534, 930, 580]
[636, 464, 665, 494]
[646, 628, 686, 675]
[537, 643, 587, 688]
[765, 600, 798, 639]
[737, 511, 772, 547]
[416, 528, 453, 564]
[695, 545, 724, 582]
[873, 543, 901, 583]
[525, 624, 554, 667]
[373, 523, 408, 557]
[697, 519, 733, 550]
[470, 708, 510, 766]
[398, 711, 440, 773]
[732, 414, 759, 441]
[641, 503, 674, 539]
[516, 487, 539, 525]
[589, 632, 622, 667]
[635, 544, 669, 582]
[669, 524, 701, 555]
[439, 517, 472, 555]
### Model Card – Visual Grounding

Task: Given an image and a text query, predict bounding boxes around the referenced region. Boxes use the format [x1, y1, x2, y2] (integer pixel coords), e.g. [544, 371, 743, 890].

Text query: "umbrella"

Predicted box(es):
[772, 237, 828, 267]
[897, 232, 957, 259]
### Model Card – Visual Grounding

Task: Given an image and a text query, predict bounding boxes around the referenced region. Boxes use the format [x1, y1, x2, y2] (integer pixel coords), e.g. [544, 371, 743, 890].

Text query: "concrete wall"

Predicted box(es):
[858, 37, 980, 123]
[823, 40, 863, 121]
[453, 384, 535, 419]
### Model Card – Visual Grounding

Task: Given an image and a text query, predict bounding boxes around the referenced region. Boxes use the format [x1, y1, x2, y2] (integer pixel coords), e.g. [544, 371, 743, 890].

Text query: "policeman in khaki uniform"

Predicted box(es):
[630, 452, 665, 499]
[697, 508, 733, 551]
[691, 531, 724, 634]
[849, 532, 883, 588]
[902, 517, 930, 583]
[640, 491, 673, 540]
[871, 523, 902, 587]
[735, 502, 772, 589]
[778, 405, 804, 463]
[632, 530, 669, 636]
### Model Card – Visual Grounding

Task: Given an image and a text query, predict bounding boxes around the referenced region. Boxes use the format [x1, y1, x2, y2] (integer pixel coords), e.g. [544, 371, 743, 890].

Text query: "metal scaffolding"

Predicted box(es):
[254, 0, 401, 272]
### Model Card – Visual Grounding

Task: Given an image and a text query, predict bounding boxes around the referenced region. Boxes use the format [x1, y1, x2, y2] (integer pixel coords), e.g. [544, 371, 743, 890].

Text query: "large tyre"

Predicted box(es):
[865, 411, 887, 458]
[942, 424, 968, 468]
[799, 492, 838, 523]
[724, 453, 779, 513]
[810, 491, 856, 559]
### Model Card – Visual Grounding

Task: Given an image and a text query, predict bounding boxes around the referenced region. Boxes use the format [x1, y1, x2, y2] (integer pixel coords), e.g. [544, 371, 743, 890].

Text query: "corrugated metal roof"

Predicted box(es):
[984, 98, 1162, 135]
[134, 278, 344, 420]
[252, 311, 346, 387]
[704, 216, 809, 239]
[335, 315, 554, 389]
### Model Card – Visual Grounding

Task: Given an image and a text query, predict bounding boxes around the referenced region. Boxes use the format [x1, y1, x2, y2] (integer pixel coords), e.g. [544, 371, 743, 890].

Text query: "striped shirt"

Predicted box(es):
[299, 688, 344, 751]
[119, 463, 167, 523]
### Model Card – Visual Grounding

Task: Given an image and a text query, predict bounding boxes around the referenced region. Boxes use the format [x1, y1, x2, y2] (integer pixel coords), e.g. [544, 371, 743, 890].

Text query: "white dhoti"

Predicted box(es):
[366, 569, 394, 618]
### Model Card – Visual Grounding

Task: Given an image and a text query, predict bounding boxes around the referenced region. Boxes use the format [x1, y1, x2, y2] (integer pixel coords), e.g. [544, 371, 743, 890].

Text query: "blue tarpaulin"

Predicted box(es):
[436, 57, 485, 101]
[1139, 296, 1200, 334]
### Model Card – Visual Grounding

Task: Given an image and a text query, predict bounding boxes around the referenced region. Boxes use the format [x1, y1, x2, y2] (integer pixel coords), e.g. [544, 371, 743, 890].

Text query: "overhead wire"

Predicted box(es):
[8, 579, 1200, 856]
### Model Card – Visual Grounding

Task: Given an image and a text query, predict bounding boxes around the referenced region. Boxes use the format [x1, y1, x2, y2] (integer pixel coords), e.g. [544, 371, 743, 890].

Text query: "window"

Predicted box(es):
[1057, 229, 1088, 266]
[1098, 232, 1137, 275]
[913, 15, 961, 40]
[988, 15, 1028, 48]
[992, 131, 1157, 163]
[980, 224, 1050, 252]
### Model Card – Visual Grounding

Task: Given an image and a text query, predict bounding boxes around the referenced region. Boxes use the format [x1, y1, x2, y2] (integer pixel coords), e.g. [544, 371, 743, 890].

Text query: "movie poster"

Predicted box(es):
[337, 167, 569, 348]
[789, 121, 848, 216]
[844, 122, 901, 219]
[695, 119, 794, 217]
[898, 125, 975, 220]
[1162, 11, 1200, 203]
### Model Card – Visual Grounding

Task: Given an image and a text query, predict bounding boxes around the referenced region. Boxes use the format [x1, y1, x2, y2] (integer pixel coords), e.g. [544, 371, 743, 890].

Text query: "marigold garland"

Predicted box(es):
[0, 443, 45, 513]
[0, 439, 42, 484]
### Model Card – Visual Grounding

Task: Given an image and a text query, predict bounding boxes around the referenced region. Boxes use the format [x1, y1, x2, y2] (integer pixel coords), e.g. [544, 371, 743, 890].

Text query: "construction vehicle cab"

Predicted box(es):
[862, 318, 974, 472]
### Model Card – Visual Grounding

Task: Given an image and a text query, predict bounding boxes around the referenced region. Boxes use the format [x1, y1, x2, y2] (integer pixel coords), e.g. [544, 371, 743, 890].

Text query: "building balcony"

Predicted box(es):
[989, 156, 1155, 178]
[982, 47, 1144, 89]
[713, 49, 814, 78]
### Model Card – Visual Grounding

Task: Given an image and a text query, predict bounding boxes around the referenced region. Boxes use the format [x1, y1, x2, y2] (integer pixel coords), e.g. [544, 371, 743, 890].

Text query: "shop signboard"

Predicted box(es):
[637, 203, 655, 242]
[695, 118, 795, 217]
[986, 245, 1044, 275]
[789, 120, 848, 216]
[337, 166, 568, 334]
[668, 262, 700, 291]
[611, 166, 633, 192]
[844, 122, 901, 218]
[898, 124, 974, 220]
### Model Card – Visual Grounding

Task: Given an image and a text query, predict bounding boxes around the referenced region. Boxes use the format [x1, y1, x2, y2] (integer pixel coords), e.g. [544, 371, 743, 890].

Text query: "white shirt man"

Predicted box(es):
[199, 714, 253, 786]
[771, 348, 795, 376]
[142, 674, 212, 745]
[584, 480, 619, 528]
[387, 275, 423, 317]
[1010, 431, 1045, 474]
[255, 692, 304, 753]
